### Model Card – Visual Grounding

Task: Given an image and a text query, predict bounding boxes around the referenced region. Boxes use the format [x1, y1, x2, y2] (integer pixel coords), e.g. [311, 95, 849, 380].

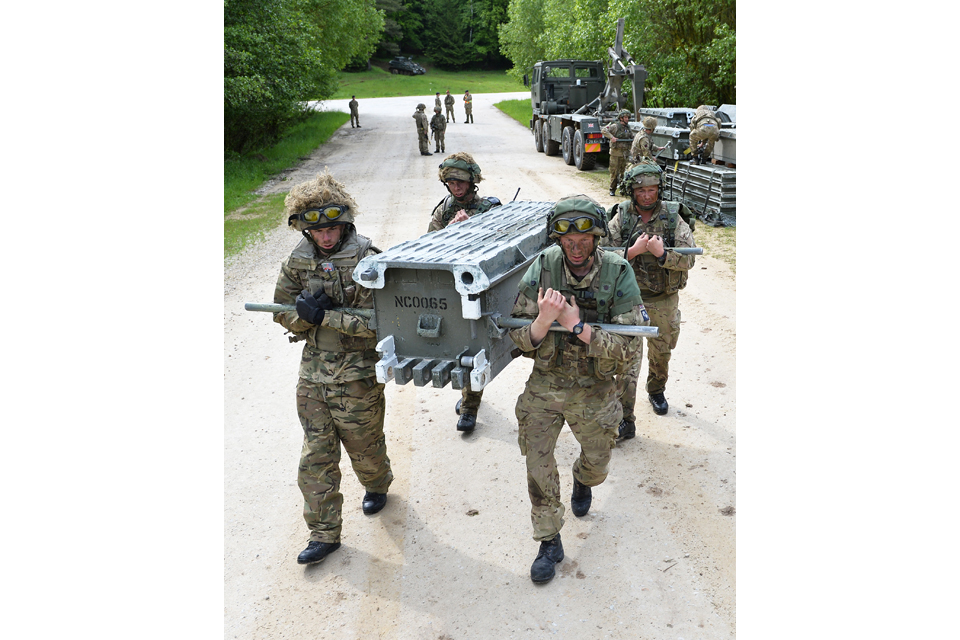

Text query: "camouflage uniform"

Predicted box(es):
[273, 229, 393, 543]
[602, 117, 633, 192]
[689, 106, 721, 160]
[413, 106, 430, 154]
[435, 94, 442, 111]
[430, 110, 447, 153]
[444, 93, 456, 123]
[602, 199, 696, 420]
[510, 245, 646, 542]
[349, 98, 360, 128]
[463, 92, 473, 123]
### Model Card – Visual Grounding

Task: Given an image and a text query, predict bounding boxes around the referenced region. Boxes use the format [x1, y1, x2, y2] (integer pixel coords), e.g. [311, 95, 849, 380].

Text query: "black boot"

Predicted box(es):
[618, 419, 636, 440]
[457, 413, 476, 432]
[455, 399, 461, 415]
[530, 534, 564, 583]
[362, 491, 388, 515]
[649, 392, 668, 415]
[571, 477, 592, 517]
[609, 188, 616, 196]
[421, 151, 433, 156]
[297, 540, 341, 565]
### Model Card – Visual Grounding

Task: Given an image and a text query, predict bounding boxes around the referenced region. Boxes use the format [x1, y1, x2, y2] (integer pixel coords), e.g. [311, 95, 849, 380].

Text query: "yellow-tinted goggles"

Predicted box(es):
[298, 204, 349, 224]
[552, 216, 597, 234]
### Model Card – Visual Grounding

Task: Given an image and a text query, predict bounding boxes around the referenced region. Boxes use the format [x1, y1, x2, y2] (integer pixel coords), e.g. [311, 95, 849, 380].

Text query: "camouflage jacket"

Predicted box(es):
[348, 99, 358, 113]
[430, 113, 446, 133]
[413, 111, 429, 132]
[509, 245, 647, 387]
[601, 121, 633, 157]
[630, 130, 654, 161]
[273, 229, 380, 384]
[463, 94, 473, 110]
[435, 97, 442, 109]
[691, 108, 720, 130]
[444, 94, 455, 107]
[602, 200, 696, 298]
[427, 192, 501, 233]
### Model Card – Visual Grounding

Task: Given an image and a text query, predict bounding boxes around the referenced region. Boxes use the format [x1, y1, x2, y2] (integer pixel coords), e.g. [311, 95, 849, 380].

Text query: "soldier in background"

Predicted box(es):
[413, 103, 432, 156]
[272, 169, 393, 566]
[430, 106, 447, 154]
[509, 195, 647, 583]
[463, 90, 473, 123]
[688, 105, 721, 164]
[601, 109, 633, 196]
[434, 92, 442, 111]
[444, 90, 456, 123]
[427, 153, 502, 432]
[629, 116, 664, 162]
[601, 161, 696, 436]
[349, 95, 360, 128]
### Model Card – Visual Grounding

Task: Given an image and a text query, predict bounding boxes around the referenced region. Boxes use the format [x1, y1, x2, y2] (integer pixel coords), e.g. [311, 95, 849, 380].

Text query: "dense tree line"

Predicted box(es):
[499, 0, 736, 107]
[225, 0, 384, 152]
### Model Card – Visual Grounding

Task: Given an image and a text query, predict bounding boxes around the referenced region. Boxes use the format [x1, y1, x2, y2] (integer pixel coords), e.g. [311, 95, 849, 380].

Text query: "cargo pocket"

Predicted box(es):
[594, 357, 619, 380]
[533, 337, 557, 372]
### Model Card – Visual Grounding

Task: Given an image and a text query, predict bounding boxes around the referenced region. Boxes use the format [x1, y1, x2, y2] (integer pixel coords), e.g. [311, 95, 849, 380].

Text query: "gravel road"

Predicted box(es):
[224, 91, 736, 639]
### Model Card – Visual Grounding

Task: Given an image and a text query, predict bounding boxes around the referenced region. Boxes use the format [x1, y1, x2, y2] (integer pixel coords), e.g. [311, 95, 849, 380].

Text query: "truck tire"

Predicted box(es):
[390, 68, 398, 74]
[544, 128, 561, 156]
[561, 126, 575, 166]
[534, 120, 545, 153]
[573, 129, 596, 170]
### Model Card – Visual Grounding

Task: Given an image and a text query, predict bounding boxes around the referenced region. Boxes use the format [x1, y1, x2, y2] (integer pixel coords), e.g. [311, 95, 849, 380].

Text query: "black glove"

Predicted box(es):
[295, 289, 335, 325]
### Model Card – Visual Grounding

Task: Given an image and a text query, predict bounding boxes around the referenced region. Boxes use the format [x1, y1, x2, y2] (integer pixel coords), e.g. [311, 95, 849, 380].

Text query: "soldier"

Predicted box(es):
[629, 116, 664, 162]
[688, 105, 721, 164]
[601, 109, 633, 196]
[601, 161, 696, 436]
[413, 103, 432, 156]
[272, 169, 394, 565]
[435, 92, 442, 111]
[430, 106, 447, 154]
[509, 194, 647, 584]
[444, 90, 456, 123]
[463, 90, 473, 123]
[427, 153, 502, 431]
[349, 95, 360, 128]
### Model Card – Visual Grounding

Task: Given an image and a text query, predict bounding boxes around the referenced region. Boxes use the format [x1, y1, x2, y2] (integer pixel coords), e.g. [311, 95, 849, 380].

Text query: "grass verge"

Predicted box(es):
[334, 64, 524, 99]
[225, 193, 288, 258]
[494, 98, 532, 127]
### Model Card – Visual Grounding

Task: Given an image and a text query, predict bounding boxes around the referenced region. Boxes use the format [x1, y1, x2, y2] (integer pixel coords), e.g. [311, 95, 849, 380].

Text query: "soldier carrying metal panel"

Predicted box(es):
[601, 109, 633, 196]
[689, 105, 721, 164]
[629, 116, 664, 163]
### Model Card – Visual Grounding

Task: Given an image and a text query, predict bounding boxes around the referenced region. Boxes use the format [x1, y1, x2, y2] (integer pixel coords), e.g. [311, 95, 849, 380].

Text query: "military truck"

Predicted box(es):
[388, 56, 426, 76]
[525, 18, 647, 171]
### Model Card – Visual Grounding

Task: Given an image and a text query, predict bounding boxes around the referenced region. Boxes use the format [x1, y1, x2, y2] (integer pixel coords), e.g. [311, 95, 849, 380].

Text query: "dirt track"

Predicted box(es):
[224, 92, 736, 639]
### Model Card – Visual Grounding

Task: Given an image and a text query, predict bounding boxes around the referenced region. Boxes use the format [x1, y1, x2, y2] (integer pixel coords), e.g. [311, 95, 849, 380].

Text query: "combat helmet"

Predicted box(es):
[417, 103, 426, 111]
[617, 109, 631, 120]
[642, 116, 657, 130]
[620, 160, 663, 203]
[546, 194, 608, 241]
[434, 106, 441, 113]
[285, 168, 358, 248]
[438, 152, 482, 197]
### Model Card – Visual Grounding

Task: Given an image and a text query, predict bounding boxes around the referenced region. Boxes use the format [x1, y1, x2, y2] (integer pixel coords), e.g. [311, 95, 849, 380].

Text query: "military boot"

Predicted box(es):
[530, 534, 564, 583]
[297, 540, 341, 565]
[571, 477, 592, 517]
[618, 418, 636, 440]
[362, 491, 388, 515]
[457, 413, 476, 432]
[649, 392, 668, 415]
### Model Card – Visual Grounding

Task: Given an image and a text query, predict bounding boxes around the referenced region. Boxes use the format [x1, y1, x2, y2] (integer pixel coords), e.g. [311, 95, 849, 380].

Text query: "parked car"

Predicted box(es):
[389, 56, 426, 76]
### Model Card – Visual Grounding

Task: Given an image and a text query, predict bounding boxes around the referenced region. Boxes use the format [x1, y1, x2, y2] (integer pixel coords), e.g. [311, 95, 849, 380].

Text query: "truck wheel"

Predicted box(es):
[390, 68, 398, 75]
[573, 129, 596, 170]
[561, 126, 575, 166]
[544, 130, 560, 156]
[534, 120, 545, 153]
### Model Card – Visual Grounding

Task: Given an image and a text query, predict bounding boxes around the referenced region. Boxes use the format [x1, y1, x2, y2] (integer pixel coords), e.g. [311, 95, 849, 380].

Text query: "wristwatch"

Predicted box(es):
[571, 320, 585, 335]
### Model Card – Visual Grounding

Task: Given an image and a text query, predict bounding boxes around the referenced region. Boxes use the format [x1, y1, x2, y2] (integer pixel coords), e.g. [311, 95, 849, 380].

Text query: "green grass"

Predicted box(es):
[494, 98, 532, 127]
[224, 111, 349, 214]
[225, 193, 288, 257]
[693, 224, 736, 272]
[333, 63, 524, 99]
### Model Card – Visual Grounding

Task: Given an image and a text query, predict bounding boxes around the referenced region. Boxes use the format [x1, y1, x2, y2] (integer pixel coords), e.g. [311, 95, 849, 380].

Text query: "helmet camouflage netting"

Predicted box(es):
[438, 152, 482, 183]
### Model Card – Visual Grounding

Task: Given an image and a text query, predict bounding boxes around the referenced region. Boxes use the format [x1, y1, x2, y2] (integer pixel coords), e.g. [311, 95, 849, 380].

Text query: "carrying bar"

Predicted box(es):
[494, 315, 659, 338]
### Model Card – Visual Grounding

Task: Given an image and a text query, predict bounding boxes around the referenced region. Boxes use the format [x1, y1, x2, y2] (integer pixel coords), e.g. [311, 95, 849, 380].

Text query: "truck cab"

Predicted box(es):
[530, 60, 606, 115]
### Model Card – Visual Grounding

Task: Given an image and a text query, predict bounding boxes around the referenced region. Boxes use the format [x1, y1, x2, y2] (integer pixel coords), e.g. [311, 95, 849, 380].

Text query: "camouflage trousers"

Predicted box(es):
[515, 375, 621, 541]
[609, 154, 628, 190]
[350, 111, 360, 127]
[617, 292, 681, 418]
[689, 124, 719, 158]
[465, 108, 473, 123]
[446, 106, 455, 122]
[434, 131, 445, 153]
[418, 130, 430, 153]
[459, 386, 483, 416]
[296, 377, 393, 543]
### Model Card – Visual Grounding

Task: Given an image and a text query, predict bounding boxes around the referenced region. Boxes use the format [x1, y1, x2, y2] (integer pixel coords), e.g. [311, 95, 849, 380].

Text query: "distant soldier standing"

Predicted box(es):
[272, 169, 393, 566]
[629, 116, 664, 162]
[688, 105, 721, 164]
[430, 106, 447, 154]
[348, 95, 360, 128]
[413, 103, 432, 156]
[435, 92, 442, 111]
[444, 90, 456, 123]
[601, 161, 696, 435]
[601, 109, 633, 196]
[427, 153, 502, 432]
[509, 195, 647, 583]
[463, 90, 473, 123]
